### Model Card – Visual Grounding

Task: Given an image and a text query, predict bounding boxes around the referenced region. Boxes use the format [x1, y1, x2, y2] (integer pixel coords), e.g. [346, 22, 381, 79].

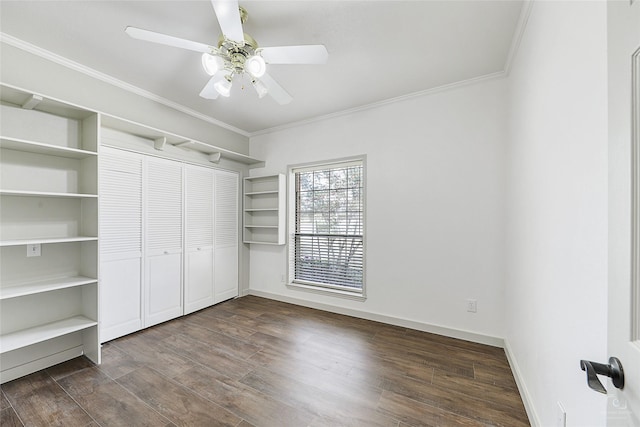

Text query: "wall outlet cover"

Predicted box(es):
[27, 243, 41, 257]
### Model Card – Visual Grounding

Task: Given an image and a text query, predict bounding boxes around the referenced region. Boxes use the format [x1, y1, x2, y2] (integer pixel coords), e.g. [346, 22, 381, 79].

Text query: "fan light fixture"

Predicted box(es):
[125, 2, 328, 104]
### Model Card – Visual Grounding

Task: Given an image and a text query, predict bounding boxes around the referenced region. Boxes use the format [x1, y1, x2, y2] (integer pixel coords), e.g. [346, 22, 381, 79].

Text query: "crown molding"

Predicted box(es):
[249, 70, 506, 138]
[503, 0, 534, 76]
[0, 32, 250, 138]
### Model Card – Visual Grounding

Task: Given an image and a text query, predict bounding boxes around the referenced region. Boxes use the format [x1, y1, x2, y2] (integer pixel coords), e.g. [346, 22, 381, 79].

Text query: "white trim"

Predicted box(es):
[250, 71, 506, 137]
[0, 346, 83, 384]
[247, 289, 504, 348]
[632, 46, 640, 341]
[287, 282, 366, 301]
[504, 339, 540, 427]
[0, 32, 250, 138]
[503, 0, 534, 76]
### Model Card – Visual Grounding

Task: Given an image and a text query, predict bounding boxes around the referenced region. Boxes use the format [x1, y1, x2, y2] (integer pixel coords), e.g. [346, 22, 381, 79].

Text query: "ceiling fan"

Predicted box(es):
[125, 0, 328, 105]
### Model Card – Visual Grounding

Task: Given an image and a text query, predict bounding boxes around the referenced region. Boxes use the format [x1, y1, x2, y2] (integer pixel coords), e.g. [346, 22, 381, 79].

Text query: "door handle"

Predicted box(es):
[579, 357, 624, 394]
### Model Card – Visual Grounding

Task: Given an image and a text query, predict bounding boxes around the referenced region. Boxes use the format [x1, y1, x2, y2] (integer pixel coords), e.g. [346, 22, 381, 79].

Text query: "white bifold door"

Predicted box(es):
[214, 169, 239, 303]
[144, 157, 184, 327]
[184, 165, 215, 314]
[99, 147, 143, 342]
[99, 146, 239, 342]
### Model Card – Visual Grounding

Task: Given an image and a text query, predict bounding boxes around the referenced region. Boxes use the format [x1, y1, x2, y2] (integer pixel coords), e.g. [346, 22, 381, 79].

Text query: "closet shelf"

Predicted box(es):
[0, 236, 98, 247]
[0, 136, 97, 159]
[0, 189, 98, 198]
[0, 276, 97, 300]
[243, 241, 282, 245]
[101, 115, 264, 167]
[245, 191, 279, 196]
[0, 316, 97, 354]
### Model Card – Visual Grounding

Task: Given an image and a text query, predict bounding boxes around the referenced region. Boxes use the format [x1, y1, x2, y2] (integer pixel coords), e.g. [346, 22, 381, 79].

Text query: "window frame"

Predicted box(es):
[287, 156, 367, 300]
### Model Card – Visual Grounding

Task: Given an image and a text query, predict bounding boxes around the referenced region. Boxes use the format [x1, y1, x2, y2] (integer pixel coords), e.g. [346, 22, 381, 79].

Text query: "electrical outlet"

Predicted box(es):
[466, 299, 477, 313]
[27, 244, 41, 257]
[556, 401, 566, 427]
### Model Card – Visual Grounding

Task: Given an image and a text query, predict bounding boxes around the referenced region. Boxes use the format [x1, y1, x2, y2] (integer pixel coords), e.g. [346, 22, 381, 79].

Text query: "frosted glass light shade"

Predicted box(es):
[214, 76, 232, 97]
[202, 53, 223, 76]
[245, 55, 266, 78]
[252, 79, 268, 98]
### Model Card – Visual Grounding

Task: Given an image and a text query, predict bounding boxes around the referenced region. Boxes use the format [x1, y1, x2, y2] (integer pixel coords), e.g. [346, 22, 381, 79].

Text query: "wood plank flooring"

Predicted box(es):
[1, 296, 530, 426]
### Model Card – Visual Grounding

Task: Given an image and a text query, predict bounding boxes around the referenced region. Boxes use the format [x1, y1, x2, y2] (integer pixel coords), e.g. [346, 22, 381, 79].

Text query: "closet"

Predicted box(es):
[99, 145, 239, 342]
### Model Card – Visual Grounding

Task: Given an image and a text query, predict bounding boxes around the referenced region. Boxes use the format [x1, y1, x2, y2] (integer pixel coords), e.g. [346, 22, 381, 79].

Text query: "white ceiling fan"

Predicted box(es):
[125, 0, 328, 105]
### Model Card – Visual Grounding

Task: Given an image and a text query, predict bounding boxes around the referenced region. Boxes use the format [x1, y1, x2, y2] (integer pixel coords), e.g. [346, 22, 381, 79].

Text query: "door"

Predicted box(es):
[144, 157, 183, 327]
[608, 1, 640, 425]
[99, 147, 143, 342]
[184, 165, 215, 314]
[214, 169, 239, 303]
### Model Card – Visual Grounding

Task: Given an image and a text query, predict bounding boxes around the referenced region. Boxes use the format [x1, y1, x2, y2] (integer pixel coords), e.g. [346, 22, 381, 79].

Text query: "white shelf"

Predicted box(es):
[0, 316, 97, 354]
[0, 189, 98, 198]
[0, 136, 97, 159]
[243, 174, 286, 245]
[245, 191, 279, 196]
[243, 241, 282, 245]
[0, 276, 97, 300]
[101, 114, 264, 167]
[0, 236, 98, 247]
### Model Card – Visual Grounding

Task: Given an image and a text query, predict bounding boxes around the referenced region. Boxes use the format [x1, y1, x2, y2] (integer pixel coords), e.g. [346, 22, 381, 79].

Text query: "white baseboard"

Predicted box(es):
[504, 339, 540, 426]
[0, 347, 84, 384]
[246, 289, 504, 348]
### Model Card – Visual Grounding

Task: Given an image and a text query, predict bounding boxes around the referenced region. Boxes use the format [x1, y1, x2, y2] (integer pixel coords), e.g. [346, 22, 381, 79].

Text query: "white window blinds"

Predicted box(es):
[291, 160, 364, 292]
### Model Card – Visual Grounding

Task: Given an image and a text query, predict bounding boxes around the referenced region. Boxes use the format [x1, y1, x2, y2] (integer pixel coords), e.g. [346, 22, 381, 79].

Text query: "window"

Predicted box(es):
[289, 158, 365, 296]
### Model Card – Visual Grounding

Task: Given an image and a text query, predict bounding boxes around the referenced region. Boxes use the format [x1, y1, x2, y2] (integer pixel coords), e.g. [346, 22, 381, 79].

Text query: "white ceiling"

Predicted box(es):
[0, 1, 524, 135]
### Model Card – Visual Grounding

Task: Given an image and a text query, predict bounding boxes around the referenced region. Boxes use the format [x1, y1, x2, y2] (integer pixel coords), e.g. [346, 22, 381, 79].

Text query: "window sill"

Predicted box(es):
[287, 282, 366, 301]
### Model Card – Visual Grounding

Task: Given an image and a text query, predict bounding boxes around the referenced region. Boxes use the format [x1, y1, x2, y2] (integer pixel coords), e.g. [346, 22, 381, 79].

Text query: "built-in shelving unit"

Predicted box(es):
[243, 174, 286, 245]
[0, 85, 100, 383]
[101, 114, 264, 167]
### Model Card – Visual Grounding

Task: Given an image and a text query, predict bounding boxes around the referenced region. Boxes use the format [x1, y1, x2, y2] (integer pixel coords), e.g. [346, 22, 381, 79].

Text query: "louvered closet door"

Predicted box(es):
[144, 157, 183, 327]
[214, 169, 239, 303]
[99, 147, 143, 342]
[184, 165, 214, 314]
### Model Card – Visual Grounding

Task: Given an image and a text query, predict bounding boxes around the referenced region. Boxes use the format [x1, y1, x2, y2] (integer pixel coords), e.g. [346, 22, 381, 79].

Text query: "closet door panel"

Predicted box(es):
[100, 258, 141, 342]
[184, 165, 214, 314]
[214, 170, 239, 303]
[99, 147, 143, 342]
[146, 252, 182, 325]
[144, 157, 183, 327]
[184, 249, 214, 313]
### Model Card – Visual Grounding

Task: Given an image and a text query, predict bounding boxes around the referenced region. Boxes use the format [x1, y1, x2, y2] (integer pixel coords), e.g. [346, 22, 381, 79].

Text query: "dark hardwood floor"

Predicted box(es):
[0, 296, 530, 426]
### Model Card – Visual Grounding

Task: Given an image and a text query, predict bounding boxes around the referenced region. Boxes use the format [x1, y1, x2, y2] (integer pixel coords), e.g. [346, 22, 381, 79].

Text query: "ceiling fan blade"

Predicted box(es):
[199, 71, 227, 99]
[125, 26, 211, 53]
[211, 0, 244, 43]
[260, 45, 328, 64]
[260, 73, 293, 105]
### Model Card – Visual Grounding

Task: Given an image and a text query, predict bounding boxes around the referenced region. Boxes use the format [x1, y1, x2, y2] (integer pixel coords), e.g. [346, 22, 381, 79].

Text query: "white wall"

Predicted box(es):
[249, 78, 508, 343]
[504, 2, 608, 426]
